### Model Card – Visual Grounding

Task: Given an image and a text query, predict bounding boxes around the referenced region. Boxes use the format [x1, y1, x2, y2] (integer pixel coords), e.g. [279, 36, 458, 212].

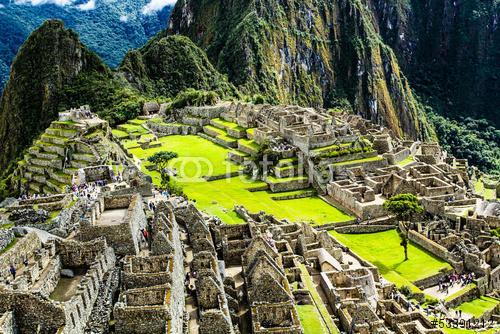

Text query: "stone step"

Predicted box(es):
[36, 141, 66, 156]
[227, 150, 250, 165]
[31, 150, 59, 161]
[41, 134, 69, 146]
[49, 171, 72, 184]
[69, 160, 89, 169]
[29, 182, 43, 193]
[73, 153, 97, 163]
[32, 174, 47, 184]
[45, 127, 79, 139]
[43, 186, 56, 195]
[30, 157, 63, 170]
[237, 139, 260, 156]
[46, 178, 68, 193]
[26, 164, 48, 175]
[273, 164, 299, 178]
[50, 120, 83, 131]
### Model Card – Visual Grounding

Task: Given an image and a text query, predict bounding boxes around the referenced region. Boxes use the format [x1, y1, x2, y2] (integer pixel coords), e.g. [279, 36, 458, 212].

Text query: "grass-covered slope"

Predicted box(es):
[167, 0, 435, 140]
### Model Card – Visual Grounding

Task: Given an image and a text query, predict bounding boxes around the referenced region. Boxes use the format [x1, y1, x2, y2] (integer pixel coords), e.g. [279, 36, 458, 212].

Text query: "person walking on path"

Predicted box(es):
[9, 264, 16, 280]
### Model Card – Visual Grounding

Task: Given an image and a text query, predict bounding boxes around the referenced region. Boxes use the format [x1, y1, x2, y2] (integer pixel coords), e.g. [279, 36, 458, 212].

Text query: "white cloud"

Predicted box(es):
[119, 15, 128, 23]
[77, 0, 95, 11]
[0, 4, 4, 8]
[141, 0, 176, 15]
[14, 0, 74, 5]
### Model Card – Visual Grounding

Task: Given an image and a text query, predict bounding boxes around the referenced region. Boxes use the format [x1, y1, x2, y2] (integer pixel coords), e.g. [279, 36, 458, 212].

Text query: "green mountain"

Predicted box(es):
[0, 20, 108, 170]
[0, 0, 172, 90]
[166, 0, 435, 140]
[0, 19, 238, 172]
[371, 0, 499, 127]
[120, 34, 237, 98]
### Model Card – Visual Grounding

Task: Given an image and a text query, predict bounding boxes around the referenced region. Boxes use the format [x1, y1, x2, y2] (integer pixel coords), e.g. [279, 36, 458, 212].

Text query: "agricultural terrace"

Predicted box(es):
[123, 134, 352, 225]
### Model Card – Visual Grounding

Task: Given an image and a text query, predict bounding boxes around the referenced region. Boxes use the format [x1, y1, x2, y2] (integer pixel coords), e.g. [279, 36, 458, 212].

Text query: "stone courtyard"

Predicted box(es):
[0, 103, 498, 333]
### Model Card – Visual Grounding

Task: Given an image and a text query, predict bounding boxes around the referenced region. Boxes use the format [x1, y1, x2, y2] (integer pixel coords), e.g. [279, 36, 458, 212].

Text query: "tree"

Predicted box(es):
[147, 151, 178, 188]
[383, 194, 424, 261]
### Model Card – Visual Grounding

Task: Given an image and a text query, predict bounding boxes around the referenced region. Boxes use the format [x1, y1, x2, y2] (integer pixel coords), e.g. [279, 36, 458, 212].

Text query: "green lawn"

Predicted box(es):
[455, 296, 499, 318]
[211, 118, 246, 131]
[128, 135, 352, 225]
[296, 305, 327, 334]
[397, 156, 415, 166]
[129, 135, 240, 178]
[329, 230, 452, 291]
[298, 264, 339, 333]
[331, 156, 383, 166]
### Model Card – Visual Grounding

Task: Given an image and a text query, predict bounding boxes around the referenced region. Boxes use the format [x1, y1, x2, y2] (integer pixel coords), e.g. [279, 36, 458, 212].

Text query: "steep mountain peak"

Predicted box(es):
[167, 0, 434, 140]
[120, 34, 237, 98]
[0, 19, 108, 169]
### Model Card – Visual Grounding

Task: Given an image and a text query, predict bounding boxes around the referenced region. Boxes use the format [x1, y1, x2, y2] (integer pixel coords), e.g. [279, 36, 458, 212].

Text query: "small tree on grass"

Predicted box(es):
[148, 151, 178, 188]
[383, 194, 424, 261]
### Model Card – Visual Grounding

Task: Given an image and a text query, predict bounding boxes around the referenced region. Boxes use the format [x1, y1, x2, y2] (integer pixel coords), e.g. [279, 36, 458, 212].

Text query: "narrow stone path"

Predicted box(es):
[181, 232, 199, 334]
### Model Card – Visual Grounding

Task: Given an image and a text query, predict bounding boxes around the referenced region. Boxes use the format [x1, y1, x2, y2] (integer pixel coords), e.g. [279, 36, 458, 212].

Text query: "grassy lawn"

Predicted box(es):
[179, 176, 352, 225]
[296, 305, 327, 334]
[455, 296, 499, 318]
[128, 134, 352, 225]
[474, 179, 498, 200]
[329, 230, 451, 291]
[129, 135, 240, 178]
[298, 264, 339, 334]
[397, 156, 415, 166]
[331, 156, 383, 166]
[211, 118, 246, 131]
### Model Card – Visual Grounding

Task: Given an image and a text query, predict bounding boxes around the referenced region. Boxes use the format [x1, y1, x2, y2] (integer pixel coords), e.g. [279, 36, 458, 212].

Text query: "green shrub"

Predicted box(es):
[399, 285, 412, 297]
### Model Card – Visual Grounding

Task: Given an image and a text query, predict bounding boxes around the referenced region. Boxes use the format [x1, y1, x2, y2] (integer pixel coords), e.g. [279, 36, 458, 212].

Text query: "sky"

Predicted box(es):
[7, 0, 177, 14]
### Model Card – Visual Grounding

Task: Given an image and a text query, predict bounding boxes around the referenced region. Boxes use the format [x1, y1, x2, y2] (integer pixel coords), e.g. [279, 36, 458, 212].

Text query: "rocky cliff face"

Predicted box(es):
[371, 0, 499, 126]
[0, 20, 108, 169]
[167, 0, 434, 140]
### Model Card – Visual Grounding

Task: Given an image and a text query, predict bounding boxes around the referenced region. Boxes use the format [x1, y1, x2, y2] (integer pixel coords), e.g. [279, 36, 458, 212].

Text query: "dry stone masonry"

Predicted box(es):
[0, 101, 498, 333]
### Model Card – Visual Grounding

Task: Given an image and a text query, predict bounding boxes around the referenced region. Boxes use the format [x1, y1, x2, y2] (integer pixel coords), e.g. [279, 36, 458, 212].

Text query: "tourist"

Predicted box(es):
[23, 258, 28, 267]
[9, 264, 16, 280]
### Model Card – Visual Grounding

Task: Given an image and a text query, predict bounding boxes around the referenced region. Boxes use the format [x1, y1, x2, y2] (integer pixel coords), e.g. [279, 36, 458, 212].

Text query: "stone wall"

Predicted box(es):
[413, 269, 453, 289]
[0, 292, 66, 333]
[0, 232, 41, 281]
[407, 229, 452, 264]
[444, 285, 479, 308]
[0, 312, 15, 334]
[80, 194, 146, 256]
[335, 225, 395, 234]
[82, 165, 111, 183]
[0, 229, 14, 253]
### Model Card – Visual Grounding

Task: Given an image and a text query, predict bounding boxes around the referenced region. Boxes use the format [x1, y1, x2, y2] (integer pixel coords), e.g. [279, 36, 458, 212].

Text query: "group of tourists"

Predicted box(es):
[438, 272, 475, 294]
[70, 182, 101, 200]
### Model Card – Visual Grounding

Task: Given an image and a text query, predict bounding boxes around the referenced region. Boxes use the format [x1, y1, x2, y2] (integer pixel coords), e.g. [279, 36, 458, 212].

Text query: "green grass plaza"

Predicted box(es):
[121, 131, 498, 333]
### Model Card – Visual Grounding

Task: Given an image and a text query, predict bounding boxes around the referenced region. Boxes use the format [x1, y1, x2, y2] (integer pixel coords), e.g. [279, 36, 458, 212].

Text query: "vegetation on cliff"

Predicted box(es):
[167, 0, 434, 140]
[428, 113, 500, 174]
[373, 0, 499, 127]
